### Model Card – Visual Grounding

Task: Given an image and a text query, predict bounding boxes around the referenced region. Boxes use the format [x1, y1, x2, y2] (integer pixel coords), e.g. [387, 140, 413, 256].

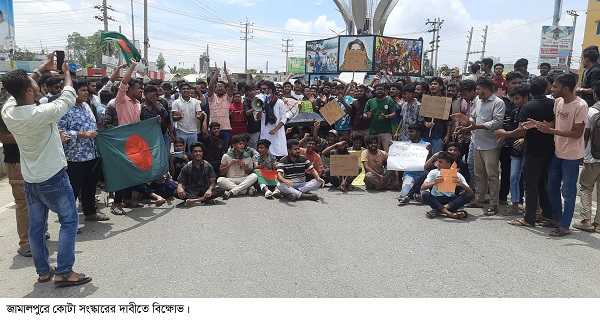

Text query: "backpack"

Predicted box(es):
[589, 103, 600, 159]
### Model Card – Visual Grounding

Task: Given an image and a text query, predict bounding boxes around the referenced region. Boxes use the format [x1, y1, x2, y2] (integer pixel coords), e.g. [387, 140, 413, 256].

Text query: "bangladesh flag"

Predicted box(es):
[95, 118, 168, 192]
[254, 169, 278, 186]
[101, 31, 142, 66]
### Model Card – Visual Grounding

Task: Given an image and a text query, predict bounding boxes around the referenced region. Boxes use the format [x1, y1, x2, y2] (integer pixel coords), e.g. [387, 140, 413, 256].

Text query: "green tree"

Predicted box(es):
[66, 31, 119, 68]
[156, 53, 166, 71]
[178, 67, 197, 75]
[167, 65, 178, 74]
[11, 49, 36, 61]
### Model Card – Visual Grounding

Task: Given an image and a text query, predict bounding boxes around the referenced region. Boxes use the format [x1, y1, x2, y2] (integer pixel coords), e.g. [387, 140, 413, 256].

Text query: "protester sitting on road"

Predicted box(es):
[176, 141, 225, 206]
[218, 134, 258, 199]
[420, 151, 474, 219]
[276, 139, 324, 201]
[362, 135, 397, 190]
[253, 139, 278, 198]
[322, 136, 362, 191]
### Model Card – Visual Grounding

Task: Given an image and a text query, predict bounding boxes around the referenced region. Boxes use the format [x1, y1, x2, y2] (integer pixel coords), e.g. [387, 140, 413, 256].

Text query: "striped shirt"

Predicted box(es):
[277, 155, 313, 183]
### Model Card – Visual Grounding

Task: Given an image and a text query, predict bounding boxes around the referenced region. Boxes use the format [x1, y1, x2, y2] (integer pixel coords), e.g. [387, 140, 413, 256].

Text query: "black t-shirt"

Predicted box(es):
[582, 65, 600, 107]
[518, 97, 555, 157]
[172, 156, 187, 180]
[243, 98, 261, 133]
[201, 135, 225, 165]
[0, 113, 20, 163]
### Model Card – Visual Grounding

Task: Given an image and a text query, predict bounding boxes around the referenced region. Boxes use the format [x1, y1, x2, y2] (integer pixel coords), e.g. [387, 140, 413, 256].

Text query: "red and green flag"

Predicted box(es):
[95, 118, 168, 192]
[254, 169, 278, 187]
[101, 31, 142, 66]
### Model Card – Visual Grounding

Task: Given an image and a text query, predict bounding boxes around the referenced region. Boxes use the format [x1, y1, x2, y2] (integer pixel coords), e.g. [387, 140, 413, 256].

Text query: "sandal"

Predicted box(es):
[397, 196, 411, 205]
[549, 227, 571, 237]
[54, 272, 92, 287]
[17, 244, 32, 257]
[38, 267, 55, 283]
[453, 210, 468, 219]
[110, 207, 126, 215]
[572, 221, 595, 232]
[484, 207, 498, 216]
[426, 210, 438, 219]
[507, 218, 534, 227]
[85, 214, 110, 221]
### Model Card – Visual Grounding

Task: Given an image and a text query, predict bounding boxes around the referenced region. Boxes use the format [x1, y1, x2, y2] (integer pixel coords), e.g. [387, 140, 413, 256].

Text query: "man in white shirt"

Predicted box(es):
[172, 82, 203, 152]
[1, 53, 92, 287]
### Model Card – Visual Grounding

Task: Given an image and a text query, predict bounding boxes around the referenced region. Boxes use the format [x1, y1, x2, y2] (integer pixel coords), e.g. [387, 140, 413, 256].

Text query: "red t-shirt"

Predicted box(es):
[493, 76, 506, 95]
[229, 102, 246, 137]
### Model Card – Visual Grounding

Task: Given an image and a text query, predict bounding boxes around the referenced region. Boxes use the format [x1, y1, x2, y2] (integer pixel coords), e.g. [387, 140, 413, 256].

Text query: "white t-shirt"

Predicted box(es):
[172, 96, 202, 134]
[584, 104, 600, 163]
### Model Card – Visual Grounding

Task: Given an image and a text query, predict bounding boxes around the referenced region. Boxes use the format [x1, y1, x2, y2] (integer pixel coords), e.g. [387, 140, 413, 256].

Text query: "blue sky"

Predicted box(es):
[11, 0, 588, 73]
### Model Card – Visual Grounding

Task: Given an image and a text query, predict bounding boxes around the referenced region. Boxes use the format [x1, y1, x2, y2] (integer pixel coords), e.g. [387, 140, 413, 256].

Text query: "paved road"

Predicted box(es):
[0, 178, 599, 298]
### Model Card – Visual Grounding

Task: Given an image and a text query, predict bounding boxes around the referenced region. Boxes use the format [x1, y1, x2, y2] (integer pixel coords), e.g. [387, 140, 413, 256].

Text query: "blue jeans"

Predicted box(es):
[176, 130, 197, 154]
[219, 130, 231, 151]
[468, 142, 475, 189]
[24, 170, 79, 276]
[509, 155, 523, 203]
[421, 190, 474, 212]
[422, 137, 443, 154]
[547, 156, 580, 228]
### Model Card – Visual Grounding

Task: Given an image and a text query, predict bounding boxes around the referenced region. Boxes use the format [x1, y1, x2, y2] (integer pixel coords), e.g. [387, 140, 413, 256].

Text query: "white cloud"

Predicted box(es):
[224, 0, 264, 7]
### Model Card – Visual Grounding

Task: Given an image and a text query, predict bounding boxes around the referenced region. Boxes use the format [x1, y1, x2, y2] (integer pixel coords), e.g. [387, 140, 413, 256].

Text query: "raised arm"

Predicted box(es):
[207, 67, 220, 98]
[121, 58, 137, 86]
[224, 62, 234, 97]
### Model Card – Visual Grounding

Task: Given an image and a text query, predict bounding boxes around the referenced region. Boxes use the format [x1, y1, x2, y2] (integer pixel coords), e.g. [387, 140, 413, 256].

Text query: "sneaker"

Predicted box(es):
[223, 191, 232, 200]
[272, 188, 282, 198]
[247, 187, 257, 196]
[284, 193, 297, 201]
[264, 189, 274, 198]
[305, 193, 319, 201]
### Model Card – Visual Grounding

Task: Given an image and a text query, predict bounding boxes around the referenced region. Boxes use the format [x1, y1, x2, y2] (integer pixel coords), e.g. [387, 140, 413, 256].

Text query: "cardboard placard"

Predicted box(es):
[338, 72, 367, 85]
[330, 154, 359, 176]
[420, 95, 452, 120]
[319, 100, 346, 125]
[387, 141, 429, 171]
[437, 168, 458, 193]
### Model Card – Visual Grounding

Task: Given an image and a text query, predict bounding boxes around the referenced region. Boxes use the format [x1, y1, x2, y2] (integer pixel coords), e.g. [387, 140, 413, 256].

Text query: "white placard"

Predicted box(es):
[102, 55, 119, 67]
[387, 141, 429, 171]
[338, 72, 366, 85]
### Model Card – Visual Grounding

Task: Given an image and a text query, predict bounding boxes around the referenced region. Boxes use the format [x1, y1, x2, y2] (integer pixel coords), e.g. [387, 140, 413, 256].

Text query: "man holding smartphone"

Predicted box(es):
[1, 52, 92, 287]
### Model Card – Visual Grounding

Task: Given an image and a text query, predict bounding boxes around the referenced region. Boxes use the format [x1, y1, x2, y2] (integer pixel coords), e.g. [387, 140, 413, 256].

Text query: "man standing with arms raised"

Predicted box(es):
[1, 53, 92, 286]
[208, 62, 234, 149]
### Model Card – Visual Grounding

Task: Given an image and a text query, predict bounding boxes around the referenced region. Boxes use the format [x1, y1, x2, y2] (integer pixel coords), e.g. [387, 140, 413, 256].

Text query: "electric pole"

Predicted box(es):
[94, 0, 115, 32]
[566, 10, 579, 71]
[143, 0, 148, 60]
[282, 38, 293, 74]
[480, 25, 488, 60]
[240, 19, 253, 73]
[464, 27, 473, 74]
[266, 61, 269, 74]
[426, 18, 443, 76]
[130, 0, 135, 44]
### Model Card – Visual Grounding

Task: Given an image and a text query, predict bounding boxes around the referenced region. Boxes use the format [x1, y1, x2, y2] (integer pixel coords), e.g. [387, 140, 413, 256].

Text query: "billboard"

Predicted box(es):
[305, 37, 338, 73]
[374, 36, 423, 75]
[287, 57, 305, 74]
[0, 0, 14, 53]
[338, 36, 374, 72]
[538, 26, 574, 71]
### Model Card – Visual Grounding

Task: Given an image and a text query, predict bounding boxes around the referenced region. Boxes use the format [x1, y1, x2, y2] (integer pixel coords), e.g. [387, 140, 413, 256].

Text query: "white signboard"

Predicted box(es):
[338, 72, 366, 85]
[387, 141, 429, 171]
[102, 55, 119, 67]
[538, 26, 574, 71]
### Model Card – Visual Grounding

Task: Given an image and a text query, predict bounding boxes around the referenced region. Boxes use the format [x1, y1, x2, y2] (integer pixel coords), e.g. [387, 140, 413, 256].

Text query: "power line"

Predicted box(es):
[282, 38, 293, 74]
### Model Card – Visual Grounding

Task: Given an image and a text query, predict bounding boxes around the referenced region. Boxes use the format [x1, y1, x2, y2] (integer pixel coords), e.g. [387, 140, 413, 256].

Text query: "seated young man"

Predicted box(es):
[420, 151, 474, 219]
[218, 134, 258, 199]
[276, 139, 324, 201]
[176, 142, 225, 206]
[362, 135, 398, 190]
[398, 124, 431, 201]
[253, 138, 278, 198]
[169, 137, 189, 181]
[400, 141, 469, 204]
[322, 136, 362, 191]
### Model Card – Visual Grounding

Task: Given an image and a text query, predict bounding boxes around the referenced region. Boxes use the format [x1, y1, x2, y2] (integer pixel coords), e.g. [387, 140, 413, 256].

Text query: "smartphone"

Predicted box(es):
[56, 51, 65, 71]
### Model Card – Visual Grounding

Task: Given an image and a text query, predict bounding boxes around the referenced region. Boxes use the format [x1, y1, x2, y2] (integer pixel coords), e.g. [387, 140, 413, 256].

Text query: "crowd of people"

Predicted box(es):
[2, 45, 600, 286]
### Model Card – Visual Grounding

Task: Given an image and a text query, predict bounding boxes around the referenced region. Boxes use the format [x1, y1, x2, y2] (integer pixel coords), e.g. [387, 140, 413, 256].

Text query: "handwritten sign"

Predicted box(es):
[319, 100, 346, 125]
[338, 72, 367, 84]
[387, 141, 429, 171]
[330, 154, 359, 176]
[420, 95, 452, 120]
